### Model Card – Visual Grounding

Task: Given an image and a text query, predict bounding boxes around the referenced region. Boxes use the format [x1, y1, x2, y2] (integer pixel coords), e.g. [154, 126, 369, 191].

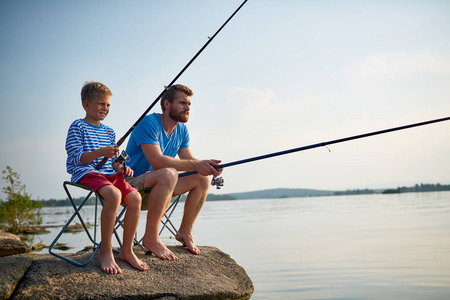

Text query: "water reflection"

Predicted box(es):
[34, 191, 450, 299]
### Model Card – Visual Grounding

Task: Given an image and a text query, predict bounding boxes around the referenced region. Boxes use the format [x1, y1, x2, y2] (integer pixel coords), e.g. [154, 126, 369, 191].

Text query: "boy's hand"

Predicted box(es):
[114, 163, 134, 177]
[102, 145, 120, 158]
[122, 165, 134, 177]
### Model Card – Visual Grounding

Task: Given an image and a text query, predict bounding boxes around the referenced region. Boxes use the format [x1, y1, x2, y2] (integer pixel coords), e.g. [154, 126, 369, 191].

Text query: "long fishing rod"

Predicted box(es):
[96, 0, 248, 169]
[179, 116, 450, 179]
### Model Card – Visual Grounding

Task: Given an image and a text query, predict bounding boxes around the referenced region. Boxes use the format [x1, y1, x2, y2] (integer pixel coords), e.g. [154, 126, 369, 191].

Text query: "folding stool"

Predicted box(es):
[135, 188, 185, 255]
[48, 181, 130, 266]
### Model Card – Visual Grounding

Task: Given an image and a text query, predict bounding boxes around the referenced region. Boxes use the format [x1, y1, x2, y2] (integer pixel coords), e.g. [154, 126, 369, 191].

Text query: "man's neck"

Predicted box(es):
[160, 113, 177, 136]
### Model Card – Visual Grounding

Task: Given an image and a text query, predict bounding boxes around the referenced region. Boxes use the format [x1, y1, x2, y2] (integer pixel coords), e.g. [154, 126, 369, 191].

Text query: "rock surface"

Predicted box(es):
[2, 245, 253, 299]
[0, 231, 31, 257]
[0, 255, 33, 300]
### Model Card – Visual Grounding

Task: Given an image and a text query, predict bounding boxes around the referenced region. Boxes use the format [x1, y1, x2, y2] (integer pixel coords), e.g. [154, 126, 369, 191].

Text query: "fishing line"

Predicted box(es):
[180, 116, 450, 181]
[96, 0, 248, 170]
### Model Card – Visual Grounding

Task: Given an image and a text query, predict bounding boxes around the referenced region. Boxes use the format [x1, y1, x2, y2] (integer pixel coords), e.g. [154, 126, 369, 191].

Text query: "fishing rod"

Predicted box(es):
[96, 0, 248, 170]
[180, 116, 450, 181]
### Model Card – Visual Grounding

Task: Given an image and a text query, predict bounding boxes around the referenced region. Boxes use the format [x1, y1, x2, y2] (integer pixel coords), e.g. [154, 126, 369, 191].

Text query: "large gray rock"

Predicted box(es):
[0, 256, 33, 300]
[6, 246, 253, 299]
[0, 231, 31, 257]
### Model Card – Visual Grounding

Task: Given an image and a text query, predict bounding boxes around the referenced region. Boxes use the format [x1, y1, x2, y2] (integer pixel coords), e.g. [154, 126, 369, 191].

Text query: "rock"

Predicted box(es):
[0, 256, 33, 300]
[20, 226, 50, 234]
[0, 231, 32, 257]
[7, 246, 253, 299]
[31, 242, 46, 252]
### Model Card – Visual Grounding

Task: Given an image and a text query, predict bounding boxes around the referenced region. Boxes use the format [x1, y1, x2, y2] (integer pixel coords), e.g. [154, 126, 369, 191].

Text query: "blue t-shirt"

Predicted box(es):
[126, 113, 190, 176]
[65, 119, 117, 182]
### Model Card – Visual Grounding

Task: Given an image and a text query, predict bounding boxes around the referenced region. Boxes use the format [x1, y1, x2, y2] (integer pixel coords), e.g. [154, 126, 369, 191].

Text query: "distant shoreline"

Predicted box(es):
[36, 183, 450, 206]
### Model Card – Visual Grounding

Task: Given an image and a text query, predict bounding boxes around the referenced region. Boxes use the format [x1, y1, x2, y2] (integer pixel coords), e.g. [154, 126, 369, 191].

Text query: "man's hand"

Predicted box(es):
[195, 159, 222, 177]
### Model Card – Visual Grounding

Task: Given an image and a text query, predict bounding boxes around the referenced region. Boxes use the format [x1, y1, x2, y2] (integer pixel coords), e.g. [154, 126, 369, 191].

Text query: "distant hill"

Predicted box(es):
[38, 183, 450, 205]
[228, 188, 334, 200]
[206, 183, 450, 201]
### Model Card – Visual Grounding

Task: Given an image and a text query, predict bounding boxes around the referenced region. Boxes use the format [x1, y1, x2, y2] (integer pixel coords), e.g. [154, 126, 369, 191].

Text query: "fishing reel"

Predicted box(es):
[114, 150, 129, 166]
[211, 176, 224, 189]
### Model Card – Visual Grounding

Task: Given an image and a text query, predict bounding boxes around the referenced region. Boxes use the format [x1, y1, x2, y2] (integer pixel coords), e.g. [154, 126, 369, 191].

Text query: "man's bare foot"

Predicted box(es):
[99, 249, 122, 274]
[176, 231, 200, 255]
[142, 237, 178, 261]
[119, 250, 149, 271]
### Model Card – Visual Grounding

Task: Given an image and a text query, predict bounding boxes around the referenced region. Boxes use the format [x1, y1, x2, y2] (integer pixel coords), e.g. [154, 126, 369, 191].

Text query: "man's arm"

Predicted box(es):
[141, 144, 221, 176]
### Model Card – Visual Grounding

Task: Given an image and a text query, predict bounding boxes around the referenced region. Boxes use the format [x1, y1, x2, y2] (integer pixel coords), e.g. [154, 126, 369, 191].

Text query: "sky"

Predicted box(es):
[1, 0, 449, 200]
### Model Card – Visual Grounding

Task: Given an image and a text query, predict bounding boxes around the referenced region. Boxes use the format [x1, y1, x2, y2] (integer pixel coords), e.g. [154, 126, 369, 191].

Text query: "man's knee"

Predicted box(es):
[144, 167, 178, 188]
[159, 168, 178, 186]
[198, 174, 211, 190]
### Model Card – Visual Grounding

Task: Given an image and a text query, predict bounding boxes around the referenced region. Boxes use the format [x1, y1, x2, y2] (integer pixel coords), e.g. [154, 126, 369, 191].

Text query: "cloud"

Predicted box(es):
[343, 52, 450, 87]
[228, 87, 276, 126]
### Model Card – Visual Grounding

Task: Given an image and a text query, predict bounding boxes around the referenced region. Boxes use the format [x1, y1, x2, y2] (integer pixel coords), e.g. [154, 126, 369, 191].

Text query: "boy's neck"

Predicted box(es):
[84, 116, 101, 127]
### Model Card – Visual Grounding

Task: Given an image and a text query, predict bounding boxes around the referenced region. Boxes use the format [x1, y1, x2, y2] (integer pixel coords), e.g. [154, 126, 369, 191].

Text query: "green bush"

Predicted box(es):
[0, 166, 42, 234]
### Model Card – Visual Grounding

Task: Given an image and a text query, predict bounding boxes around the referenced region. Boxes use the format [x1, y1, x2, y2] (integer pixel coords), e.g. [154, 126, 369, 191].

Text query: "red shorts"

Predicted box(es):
[78, 172, 136, 204]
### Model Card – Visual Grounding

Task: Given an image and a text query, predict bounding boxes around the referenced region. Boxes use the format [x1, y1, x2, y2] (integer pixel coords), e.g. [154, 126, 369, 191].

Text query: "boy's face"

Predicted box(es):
[83, 95, 111, 124]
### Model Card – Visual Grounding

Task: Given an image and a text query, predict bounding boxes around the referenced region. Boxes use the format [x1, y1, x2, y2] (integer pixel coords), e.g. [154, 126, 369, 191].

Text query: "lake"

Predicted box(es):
[35, 191, 450, 299]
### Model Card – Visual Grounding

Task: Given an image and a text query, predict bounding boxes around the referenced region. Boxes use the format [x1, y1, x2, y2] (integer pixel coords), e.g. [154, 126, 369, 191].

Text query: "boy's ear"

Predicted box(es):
[82, 100, 89, 110]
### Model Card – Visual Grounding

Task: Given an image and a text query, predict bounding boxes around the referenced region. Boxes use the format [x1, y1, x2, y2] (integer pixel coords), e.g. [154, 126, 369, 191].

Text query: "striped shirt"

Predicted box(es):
[66, 119, 117, 182]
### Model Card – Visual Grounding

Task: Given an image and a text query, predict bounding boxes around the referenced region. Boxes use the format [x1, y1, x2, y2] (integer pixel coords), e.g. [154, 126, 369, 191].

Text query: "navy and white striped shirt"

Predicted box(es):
[66, 119, 117, 182]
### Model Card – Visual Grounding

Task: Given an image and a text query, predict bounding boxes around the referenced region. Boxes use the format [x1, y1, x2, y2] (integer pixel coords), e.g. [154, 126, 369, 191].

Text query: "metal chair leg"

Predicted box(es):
[49, 181, 127, 266]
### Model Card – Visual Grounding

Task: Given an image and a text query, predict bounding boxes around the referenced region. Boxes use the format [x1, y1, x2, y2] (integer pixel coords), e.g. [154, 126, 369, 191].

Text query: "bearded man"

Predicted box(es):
[125, 84, 222, 260]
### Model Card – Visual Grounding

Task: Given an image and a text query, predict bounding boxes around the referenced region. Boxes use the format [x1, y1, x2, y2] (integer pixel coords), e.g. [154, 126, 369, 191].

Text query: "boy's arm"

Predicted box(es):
[80, 145, 119, 165]
[66, 122, 119, 167]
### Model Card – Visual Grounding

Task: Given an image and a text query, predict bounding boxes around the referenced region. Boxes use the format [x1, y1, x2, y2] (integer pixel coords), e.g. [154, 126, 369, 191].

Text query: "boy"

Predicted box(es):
[66, 81, 148, 274]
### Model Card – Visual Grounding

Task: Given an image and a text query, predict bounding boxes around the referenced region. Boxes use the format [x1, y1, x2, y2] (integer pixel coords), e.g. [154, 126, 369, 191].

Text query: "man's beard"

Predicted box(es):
[169, 108, 189, 123]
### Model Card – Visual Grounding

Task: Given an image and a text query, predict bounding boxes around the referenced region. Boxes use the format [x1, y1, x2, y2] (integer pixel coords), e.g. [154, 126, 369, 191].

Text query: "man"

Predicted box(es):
[125, 84, 222, 261]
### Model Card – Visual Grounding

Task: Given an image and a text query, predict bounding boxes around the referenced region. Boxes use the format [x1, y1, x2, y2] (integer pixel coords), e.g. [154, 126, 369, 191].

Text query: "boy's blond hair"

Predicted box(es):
[160, 84, 193, 111]
[81, 81, 112, 103]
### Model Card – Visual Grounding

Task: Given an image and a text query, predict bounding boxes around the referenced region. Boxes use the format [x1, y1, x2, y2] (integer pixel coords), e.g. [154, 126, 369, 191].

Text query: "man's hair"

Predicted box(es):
[81, 81, 112, 103]
[160, 84, 193, 111]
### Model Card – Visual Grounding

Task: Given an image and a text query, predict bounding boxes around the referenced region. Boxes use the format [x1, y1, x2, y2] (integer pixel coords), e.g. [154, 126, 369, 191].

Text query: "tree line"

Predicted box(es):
[1, 165, 450, 234]
[34, 183, 450, 206]
[335, 183, 450, 196]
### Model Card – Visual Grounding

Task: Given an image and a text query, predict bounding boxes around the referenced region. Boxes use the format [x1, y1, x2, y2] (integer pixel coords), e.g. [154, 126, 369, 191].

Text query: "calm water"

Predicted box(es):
[36, 191, 450, 299]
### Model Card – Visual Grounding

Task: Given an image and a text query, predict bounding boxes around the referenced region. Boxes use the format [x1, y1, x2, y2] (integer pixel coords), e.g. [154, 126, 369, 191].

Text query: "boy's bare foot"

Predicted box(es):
[176, 231, 200, 255]
[99, 249, 122, 274]
[119, 251, 149, 271]
[142, 237, 178, 261]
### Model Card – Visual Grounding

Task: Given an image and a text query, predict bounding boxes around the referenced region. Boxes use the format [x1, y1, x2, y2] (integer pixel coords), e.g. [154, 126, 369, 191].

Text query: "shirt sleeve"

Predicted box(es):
[65, 121, 85, 170]
[133, 115, 160, 147]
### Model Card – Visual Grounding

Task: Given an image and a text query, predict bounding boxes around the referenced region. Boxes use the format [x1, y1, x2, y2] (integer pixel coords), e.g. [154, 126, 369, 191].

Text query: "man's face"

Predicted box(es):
[167, 91, 191, 123]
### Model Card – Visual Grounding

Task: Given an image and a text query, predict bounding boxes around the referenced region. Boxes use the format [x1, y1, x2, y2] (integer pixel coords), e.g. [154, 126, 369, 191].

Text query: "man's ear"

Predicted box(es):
[163, 99, 170, 110]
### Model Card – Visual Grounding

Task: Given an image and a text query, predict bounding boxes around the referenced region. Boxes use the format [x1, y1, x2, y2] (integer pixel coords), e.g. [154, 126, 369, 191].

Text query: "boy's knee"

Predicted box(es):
[99, 185, 121, 203]
[125, 191, 142, 209]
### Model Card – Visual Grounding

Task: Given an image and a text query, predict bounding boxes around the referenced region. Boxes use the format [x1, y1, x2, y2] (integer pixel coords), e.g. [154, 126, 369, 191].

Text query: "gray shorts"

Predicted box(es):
[126, 172, 178, 210]
[126, 172, 150, 191]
